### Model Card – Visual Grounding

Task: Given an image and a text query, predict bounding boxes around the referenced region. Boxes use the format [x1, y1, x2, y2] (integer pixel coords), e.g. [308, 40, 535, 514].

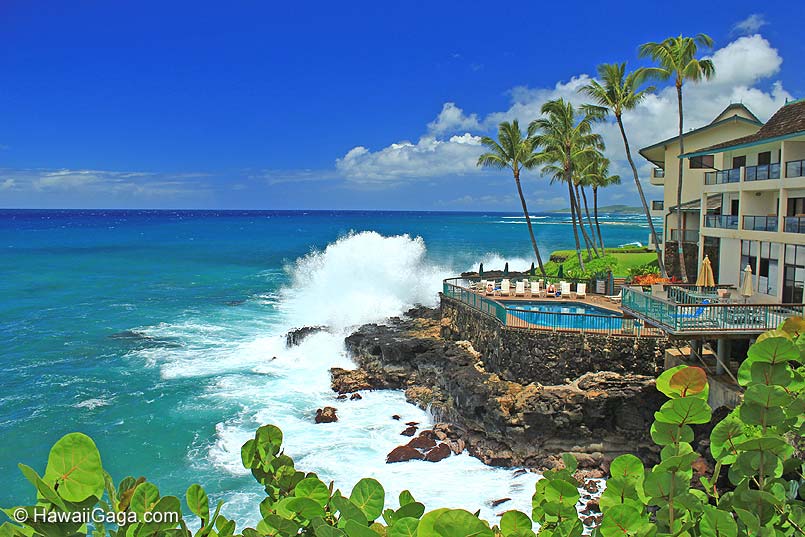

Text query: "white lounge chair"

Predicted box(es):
[605, 290, 622, 303]
[499, 279, 511, 296]
[530, 280, 541, 297]
[515, 281, 526, 296]
[575, 283, 587, 299]
[560, 281, 571, 298]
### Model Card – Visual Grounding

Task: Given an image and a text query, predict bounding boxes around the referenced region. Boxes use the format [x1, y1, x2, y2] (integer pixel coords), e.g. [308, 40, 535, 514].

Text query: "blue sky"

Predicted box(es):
[0, 1, 802, 210]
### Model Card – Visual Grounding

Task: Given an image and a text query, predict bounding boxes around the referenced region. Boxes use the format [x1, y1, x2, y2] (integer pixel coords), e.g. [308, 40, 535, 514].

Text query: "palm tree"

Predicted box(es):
[580, 62, 667, 276]
[477, 120, 546, 276]
[639, 35, 715, 282]
[530, 99, 604, 271]
[581, 156, 621, 252]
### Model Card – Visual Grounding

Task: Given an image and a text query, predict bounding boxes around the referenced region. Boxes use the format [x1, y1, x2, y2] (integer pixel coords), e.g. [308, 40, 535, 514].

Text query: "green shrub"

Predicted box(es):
[3, 320, 805, 537]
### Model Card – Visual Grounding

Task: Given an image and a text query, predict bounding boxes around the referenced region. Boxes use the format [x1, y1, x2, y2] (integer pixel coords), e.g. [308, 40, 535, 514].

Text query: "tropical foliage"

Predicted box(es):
[4, 321, 805, 537]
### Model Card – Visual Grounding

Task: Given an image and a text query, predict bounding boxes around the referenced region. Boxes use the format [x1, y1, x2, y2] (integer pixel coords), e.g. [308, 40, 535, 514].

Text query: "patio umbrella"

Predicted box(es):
[557, 264, 564, 279]
[696, 255, 715, 287]
[740, 264, 754, 302]
[479, 263, 484, 278]
[503, 262, 509, 276]
[530, 262, 535, 276]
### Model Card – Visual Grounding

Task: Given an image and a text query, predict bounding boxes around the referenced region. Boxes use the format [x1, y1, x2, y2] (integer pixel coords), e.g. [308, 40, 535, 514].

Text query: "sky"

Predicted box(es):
[0, 1, 803, 211]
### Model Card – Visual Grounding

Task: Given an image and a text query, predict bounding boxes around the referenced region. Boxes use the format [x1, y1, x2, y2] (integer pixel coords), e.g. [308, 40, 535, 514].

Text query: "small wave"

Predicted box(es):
[74, 397, 112, 410]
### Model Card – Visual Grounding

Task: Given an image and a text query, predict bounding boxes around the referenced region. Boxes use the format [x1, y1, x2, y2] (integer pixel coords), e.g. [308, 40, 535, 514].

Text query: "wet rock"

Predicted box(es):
[386, 445, 424, 463]
[406, 421, 419, 427]
[315, 406, 338, 424]
[407, 435, 437, 450]
[583, 480, 600, 494]
[336, 394, 347, 400]
[447, 438, 465, 455]
[585, 499, 600, 513]
[400, 426, 417, 437]
[286, 326, 326, 347]
[424, 443, 452, 462]
[330, 368, 386, 394]
[392, 415, 401, 420]
[490, 497, 511, 508]
[350, 393, 363, 400]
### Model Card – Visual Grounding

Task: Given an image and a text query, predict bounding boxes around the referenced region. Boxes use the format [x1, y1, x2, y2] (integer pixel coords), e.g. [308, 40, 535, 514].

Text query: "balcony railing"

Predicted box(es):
[705, 168, 741, 185]
[668, 229, 699, 242]
[652, 168, 665, 179]
[704, 215, 739, 229]
[651, 200, 664, 211]
[786, 159, 805, 178]
[785, 216, 805, 234]
[743, 215, 778, 232]
[621, 286, 805, 335]
[745, 163, 781, 181]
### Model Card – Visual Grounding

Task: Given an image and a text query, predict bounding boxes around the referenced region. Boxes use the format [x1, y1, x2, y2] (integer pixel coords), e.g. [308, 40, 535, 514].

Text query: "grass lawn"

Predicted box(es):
[541, 247, 658, 277]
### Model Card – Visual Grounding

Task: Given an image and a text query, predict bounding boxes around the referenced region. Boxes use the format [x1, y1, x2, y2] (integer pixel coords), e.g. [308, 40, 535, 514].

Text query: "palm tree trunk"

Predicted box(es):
[616, 114, 667, 277]
[513, 169, 546, 276]
[580, 185, 600, 253]
[593, 186, 605, 252]
[574, 183, 598, 259]
[565, 175, 585, 272]
[675, 83, 689, 282]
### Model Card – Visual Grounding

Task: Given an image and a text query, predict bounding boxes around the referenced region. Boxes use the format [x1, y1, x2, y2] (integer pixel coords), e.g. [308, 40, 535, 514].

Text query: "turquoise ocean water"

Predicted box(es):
[0, 209, 656, 523]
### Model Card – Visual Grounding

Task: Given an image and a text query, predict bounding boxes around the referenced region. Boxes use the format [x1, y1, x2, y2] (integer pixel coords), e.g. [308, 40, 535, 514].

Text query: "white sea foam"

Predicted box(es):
[129, 231, 543, 525]
[74, 397, 112, 410]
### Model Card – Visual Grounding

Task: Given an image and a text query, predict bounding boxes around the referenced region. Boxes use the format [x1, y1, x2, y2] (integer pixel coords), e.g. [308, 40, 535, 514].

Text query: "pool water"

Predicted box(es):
[499, 300, 625, 331]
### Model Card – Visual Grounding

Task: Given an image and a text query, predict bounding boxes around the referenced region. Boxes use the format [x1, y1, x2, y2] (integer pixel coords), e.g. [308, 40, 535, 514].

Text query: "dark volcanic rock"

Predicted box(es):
[424, 443, 452, 462]
[407, 435, 437, 450]
[315, 406, 338, 424]
[286, 326, 326, 347]
[400, 426, 417, 437]
[392, 415, 401, 420]
[350, 393, 363, 400]
[490, 498, 511, 508]
[386, 445, 424, 463]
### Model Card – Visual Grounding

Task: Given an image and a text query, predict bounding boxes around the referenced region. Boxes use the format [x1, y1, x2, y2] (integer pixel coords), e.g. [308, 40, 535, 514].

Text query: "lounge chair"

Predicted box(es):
[545, 282, 557, 298]
[499, 279, 511, 296]
[515, 281, 526, 297]
[605, 290, 622, 303]
[575, 283, 587, 299]
[484, 280, 496, 296]
[673, 300, 719, 328]
[560, 282, 571, 299]
[530, 280, 541, 297]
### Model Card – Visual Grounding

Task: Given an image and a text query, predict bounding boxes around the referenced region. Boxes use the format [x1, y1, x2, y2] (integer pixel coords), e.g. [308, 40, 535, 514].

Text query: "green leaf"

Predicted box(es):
[332, 495, 369, 527]
[739, 401, 785, 427]
[316, 525, 347, 537]
[598, 504, 643, 537]
[254, 425, 284, 459]
[138, 495, 182, 532]
[650, 422, 693, 446]
[388, 518, 419, 537]
[709, 415, 746, 464]
[416, 508, 449, 537]
[561, 454, 578, 474]
[42, 432, 105, 503]
[186, 484, 210, 523]
[654, 397, 711, 426]
[285, 496, 326, 520]
[699, 506, 737, 537]
[129, 482, 161, 517]
[350, 478, 385, 522]
[655, 365, 688, 398]
[295, 477, 331, 507]
[738, 361, 793, 387]
[260, 514, 301, 536]
[395, 502, 425, 520]
[746, 336, 799, 364]
[744, 384, 790, 407]
[18, 464, 68, 510]
[544, 480, 580, 507]
[500, 510, 534, 537]
[399, 490, 415, 507]
[433, 510, 493, 537]
[609, 455, 644, 484]
[344, 520, 380, 537]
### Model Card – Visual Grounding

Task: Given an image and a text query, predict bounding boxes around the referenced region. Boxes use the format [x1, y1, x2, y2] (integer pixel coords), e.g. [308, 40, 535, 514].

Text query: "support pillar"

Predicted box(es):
[716, 338, 730, 375]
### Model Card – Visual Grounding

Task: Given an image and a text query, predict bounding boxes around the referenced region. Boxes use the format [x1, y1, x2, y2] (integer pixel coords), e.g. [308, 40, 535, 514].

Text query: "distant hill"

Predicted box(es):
[555, 204, 642, 214]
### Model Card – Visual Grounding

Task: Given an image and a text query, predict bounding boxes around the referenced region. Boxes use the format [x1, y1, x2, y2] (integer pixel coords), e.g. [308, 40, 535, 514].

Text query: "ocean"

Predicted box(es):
[0, 209, 657, 523]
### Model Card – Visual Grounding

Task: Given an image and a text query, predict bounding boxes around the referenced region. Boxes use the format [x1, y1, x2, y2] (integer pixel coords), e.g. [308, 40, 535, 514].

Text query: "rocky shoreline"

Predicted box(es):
[320, 305, 668, 474]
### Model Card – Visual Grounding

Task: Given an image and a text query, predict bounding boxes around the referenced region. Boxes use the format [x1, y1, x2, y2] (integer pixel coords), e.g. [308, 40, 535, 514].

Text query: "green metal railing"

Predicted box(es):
[622, 286, 805, 334]
[443, 278, 662, 337]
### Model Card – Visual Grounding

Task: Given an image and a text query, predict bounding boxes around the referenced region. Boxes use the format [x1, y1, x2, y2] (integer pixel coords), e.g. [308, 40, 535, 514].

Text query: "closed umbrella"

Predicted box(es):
[503, 262, 509, 276]
[740, 264, 754, 302]
[557, 264, 564, 279]
[479, 263, 484, 278]
[696, 255, 716, 288]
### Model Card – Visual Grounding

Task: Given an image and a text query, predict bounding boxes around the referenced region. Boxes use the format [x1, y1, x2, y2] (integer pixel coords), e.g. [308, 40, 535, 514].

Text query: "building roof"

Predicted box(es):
[667, 194, 722, 212]
[638, 103, 763, 166]
[683, 99, 805, 158]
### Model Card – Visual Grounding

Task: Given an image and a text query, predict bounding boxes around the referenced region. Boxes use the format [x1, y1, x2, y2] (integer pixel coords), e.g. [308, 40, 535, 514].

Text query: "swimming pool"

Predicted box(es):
[499, 300, 629, 331]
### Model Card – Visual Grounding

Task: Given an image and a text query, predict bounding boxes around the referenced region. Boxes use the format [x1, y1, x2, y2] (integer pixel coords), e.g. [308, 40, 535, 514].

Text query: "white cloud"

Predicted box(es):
[427, 103, 481, 135]
[336, 133, 484, 183]
[732, 14, 767, 35]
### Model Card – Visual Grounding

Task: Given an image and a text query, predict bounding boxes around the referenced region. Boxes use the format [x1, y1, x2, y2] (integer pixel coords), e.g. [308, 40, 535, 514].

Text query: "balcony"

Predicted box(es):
[668, 229, 699, 242]
[743, 215, 778, 232]
[786, 159, 805, 178]
[705, 168, 741, 185]
[704, 215, 739, 229]
[785, 216, 805, 233]
[745, 163, 780, 182]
